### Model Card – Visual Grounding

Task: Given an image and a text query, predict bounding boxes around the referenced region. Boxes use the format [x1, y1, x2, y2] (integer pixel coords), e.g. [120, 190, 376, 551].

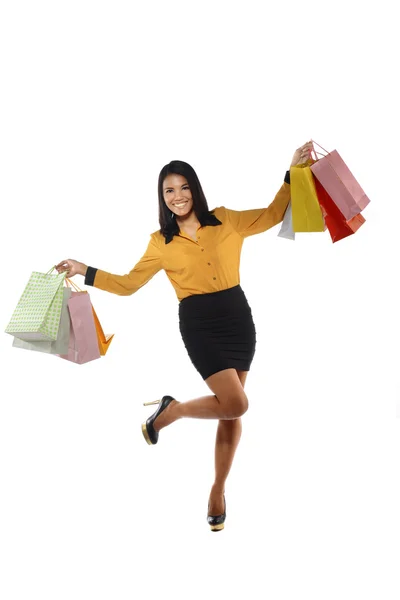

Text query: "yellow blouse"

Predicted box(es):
[88, 182, 290, 302]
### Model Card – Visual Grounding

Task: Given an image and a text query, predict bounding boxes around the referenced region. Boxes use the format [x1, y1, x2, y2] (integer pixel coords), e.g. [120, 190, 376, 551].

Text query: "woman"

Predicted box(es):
[55, 141, 313, 532]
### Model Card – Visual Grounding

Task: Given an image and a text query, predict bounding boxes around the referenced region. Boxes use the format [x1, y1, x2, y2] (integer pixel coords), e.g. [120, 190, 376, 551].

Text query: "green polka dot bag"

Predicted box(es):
[5, 267, 66, 341]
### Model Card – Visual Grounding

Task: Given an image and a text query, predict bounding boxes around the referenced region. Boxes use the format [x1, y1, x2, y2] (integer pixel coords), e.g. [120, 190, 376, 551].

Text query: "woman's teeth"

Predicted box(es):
[174, 202, 187, 208]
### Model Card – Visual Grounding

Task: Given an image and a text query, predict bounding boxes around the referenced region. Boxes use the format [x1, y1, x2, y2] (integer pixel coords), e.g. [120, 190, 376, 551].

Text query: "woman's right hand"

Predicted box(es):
[55, 259, 87, 278]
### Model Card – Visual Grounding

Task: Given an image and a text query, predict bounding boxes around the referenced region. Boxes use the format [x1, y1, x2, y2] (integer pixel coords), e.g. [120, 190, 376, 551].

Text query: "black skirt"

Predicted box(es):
[178, 285, 257, 380]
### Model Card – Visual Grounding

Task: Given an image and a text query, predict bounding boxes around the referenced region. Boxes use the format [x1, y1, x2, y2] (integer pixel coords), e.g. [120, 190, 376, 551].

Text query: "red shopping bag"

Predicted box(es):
[310, 141, 370, 220]
[313, 177, 366, 243]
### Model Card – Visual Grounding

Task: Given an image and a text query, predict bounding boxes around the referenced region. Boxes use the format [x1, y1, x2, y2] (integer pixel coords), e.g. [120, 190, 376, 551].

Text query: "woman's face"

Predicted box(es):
[163, 173, 193, 218]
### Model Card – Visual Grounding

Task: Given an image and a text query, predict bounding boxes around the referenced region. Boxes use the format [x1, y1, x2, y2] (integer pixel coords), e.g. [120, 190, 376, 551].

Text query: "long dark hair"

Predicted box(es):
[157, 160, 222, 244]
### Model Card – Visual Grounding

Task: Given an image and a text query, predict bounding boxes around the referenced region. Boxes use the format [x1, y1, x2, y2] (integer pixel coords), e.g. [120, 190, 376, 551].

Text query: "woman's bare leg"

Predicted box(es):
[147, 367, 249, 517]
[208, 370, 248, 516]
[152, 368, 248, 430]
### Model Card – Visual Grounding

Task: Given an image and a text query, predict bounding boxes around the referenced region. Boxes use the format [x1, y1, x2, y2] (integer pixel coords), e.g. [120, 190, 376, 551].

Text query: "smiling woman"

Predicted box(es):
[54, 143, 312, 531]
[156, 160, 224, 245]
[163, 173, 198, 233]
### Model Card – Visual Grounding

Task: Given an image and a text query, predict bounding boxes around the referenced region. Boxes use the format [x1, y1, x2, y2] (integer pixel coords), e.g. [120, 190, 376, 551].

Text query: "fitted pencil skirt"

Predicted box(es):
[178, 285, 257, 381]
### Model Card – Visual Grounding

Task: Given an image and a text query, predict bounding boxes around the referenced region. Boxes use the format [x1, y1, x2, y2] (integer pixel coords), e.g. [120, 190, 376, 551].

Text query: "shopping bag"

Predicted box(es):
[57, 291, 101, 364]
[314, 177, 366, 243]
[92, 307, 114, 355]
[310, 141, 370, 220]
[5, 268, 66, 341]
[290, 163, 325, 232]
[65, 278, 114, 356]
[278, 201, 295, 240]
[12, 286, 72, 354]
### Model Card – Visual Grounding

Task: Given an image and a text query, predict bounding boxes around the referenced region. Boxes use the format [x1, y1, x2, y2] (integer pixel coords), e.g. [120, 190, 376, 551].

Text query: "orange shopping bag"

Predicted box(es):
[91, 306, 114, 355]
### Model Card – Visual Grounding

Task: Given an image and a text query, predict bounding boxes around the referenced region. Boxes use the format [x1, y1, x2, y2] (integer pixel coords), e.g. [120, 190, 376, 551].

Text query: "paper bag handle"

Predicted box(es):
[310, 140, 330, 161]
[65, 278, 84, 292]
[47, 266, 63, 275]
[48, 267, 85, 293]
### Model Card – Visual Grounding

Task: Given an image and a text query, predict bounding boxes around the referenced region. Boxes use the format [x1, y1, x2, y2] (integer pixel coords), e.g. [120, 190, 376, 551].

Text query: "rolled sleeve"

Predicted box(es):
[84, 266, 98, 287]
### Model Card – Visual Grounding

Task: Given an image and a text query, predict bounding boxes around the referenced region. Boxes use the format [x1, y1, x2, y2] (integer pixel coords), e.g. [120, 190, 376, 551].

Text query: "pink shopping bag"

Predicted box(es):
[57, 292, 101, 364]
[310, 141, 370, 220]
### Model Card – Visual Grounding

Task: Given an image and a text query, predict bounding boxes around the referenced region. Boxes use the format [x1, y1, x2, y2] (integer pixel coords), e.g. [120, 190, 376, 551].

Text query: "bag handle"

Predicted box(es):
[310, 140, 330, 161]
[65, 277, 84, 292]
[47, 266, 62, 275]
[312, 140, 330, 154]
[48, 266, 84, 292]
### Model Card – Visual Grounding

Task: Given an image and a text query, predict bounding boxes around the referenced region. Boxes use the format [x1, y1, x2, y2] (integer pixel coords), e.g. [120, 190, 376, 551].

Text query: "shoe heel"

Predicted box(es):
[143, 400, 161, 406]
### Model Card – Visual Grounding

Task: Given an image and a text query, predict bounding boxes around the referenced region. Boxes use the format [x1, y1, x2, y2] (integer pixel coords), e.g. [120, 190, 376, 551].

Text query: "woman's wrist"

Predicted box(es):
[79, 263, 88, 277]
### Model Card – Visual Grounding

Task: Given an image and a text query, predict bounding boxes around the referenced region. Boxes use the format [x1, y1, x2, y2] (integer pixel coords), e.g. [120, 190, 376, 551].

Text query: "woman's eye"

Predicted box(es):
[166, 187, 188, 193]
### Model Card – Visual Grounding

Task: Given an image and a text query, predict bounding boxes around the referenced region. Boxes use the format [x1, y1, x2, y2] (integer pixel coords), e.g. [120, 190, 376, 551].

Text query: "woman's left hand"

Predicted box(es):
[290, 141, 314, 167]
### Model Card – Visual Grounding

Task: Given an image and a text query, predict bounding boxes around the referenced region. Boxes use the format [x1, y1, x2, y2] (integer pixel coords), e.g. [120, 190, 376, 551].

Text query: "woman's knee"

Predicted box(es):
[222, 392, 249, 418]
[205, 369, 249, 418]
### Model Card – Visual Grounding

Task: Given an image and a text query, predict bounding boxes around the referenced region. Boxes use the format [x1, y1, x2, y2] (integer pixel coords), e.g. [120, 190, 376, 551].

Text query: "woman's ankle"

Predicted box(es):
[211, 482, 225, 494]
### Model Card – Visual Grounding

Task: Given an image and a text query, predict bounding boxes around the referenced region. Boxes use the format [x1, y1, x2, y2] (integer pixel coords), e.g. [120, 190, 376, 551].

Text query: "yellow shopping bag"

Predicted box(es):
[290, 161, 325, 232]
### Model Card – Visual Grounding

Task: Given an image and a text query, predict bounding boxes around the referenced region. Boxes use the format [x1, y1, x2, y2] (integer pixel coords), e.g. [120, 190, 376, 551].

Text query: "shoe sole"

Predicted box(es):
[210, 523, 224, 531]
[141, 423, 153, 445]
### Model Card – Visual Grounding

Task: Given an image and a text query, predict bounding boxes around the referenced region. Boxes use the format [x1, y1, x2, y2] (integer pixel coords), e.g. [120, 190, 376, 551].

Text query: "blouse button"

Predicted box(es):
[201, 248, 204, 252]
[213, 277, 216, 280]
[207, 262, 211, 266]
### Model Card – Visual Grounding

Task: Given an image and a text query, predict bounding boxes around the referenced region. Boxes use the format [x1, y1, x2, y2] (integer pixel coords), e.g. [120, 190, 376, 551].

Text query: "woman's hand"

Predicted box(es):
[55, 259, 88, 278]
[290, 141, 314, 167]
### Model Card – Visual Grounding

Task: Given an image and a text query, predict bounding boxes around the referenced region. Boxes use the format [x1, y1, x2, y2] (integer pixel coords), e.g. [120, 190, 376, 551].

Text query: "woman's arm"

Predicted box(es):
[224, 139, 314, 238]
[84, 234, 163, 296]
[225, 173, 291, 238]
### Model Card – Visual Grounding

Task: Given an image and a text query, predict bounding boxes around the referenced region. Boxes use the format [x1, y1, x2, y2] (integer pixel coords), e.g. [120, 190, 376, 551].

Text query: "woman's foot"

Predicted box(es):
[153, 399, 179, 432]
[208, 484, 225, 517]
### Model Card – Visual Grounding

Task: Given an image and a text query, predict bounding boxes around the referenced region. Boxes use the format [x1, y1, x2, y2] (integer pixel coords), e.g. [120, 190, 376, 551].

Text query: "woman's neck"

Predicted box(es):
[176, 211, 200, 230]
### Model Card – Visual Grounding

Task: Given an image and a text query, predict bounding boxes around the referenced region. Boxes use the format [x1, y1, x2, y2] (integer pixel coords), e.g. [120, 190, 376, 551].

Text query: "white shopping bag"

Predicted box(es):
[278, 201, 295, 240]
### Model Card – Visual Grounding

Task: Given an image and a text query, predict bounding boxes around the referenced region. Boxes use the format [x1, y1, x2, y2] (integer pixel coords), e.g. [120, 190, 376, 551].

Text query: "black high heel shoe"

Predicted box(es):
[142, 395, 176, 445]
[207, 494, 226, 532]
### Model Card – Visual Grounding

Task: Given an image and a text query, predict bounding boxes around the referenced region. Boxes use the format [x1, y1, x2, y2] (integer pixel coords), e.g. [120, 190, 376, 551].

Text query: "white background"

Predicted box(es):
[1, 1, 399, 598]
